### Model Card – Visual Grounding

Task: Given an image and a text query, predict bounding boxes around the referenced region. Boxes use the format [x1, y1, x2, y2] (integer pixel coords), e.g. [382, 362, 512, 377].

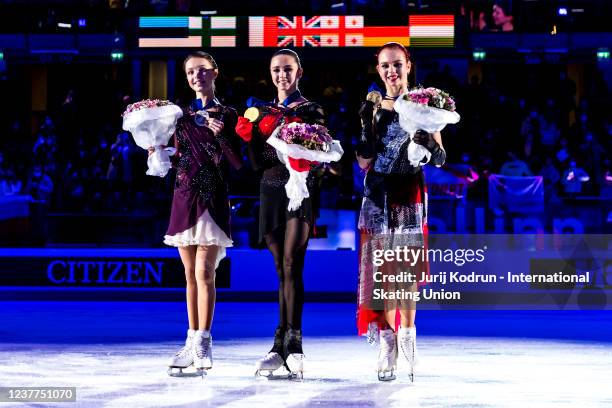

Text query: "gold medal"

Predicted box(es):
[244, 107, 261, 123]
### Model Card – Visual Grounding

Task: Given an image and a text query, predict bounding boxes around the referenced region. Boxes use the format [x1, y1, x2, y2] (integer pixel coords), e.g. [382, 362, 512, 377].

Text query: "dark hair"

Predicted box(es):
[494, 0, 514, 15]
[183, 51, 218, 72]
[376, 42, 410, 62]
[271, 48, 302, 69]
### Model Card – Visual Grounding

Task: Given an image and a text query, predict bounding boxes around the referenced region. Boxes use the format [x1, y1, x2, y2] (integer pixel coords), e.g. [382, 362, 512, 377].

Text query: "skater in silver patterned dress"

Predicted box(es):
[355, 43, 447, 381]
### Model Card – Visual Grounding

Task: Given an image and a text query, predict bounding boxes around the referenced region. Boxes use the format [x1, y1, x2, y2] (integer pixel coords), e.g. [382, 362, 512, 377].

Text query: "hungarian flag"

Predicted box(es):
[408, 15, 454, 47]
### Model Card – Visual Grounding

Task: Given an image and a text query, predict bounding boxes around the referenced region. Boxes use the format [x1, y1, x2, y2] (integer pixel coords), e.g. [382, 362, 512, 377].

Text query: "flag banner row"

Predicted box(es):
[138, 15, 454, 48]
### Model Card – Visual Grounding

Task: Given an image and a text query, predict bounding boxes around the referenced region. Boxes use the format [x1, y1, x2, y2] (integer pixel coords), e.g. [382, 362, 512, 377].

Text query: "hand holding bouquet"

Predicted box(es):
[267, 122, 344, 211]
[394, 87, 460, 166]
[122, 99, 183, 177]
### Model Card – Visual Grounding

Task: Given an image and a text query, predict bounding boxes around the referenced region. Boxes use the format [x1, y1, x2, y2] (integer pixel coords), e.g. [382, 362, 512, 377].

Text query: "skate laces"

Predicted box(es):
[379, 331, 395, 359]
[175, 337, 193, 357]
[264, 352, 281, 362]
[399, 332, 416, 361]
[366, 323, 380, 346]
[194, 336, 211, 359]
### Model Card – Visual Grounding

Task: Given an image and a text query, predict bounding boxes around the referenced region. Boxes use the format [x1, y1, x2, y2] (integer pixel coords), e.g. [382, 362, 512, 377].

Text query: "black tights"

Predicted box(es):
[264, 218, 310, 331]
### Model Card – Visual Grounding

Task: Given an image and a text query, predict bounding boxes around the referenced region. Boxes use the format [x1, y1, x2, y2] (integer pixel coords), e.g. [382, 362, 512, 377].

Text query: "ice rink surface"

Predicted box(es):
[1, 302, 612, 407]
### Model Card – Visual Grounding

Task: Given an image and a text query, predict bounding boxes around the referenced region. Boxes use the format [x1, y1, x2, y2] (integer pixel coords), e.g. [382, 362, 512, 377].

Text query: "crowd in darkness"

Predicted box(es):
[0, 60, 610, 216]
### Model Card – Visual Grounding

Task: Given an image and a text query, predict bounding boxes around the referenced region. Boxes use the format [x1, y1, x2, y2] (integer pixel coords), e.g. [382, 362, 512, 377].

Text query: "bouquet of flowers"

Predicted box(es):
[267, 122, 344, 211]
[122, 99, 183, 177]
[394, 87, 460, 166]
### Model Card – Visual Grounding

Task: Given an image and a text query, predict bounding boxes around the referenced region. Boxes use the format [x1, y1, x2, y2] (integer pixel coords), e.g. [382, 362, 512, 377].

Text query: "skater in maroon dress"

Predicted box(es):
[151, 51, 241, 375]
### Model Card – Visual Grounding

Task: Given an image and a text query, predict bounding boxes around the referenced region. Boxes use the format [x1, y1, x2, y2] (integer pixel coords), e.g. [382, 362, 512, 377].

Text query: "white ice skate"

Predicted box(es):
[255, 352, 292, 379]
[167, 329, 198, 377]
[285, 353, 305, 380]
[284, 329, 305, 380]
[398, 327, 417, 382]
[377, 329, 397, 381]
[192, 330, 212, 376]
[255, 327, 294, 379]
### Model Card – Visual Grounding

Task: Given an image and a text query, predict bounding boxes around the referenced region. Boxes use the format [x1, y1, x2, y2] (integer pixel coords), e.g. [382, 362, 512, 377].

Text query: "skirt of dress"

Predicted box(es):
[357, 171, 428, 339]
[164, 209, 233, 269]
[258, 183, 314, 245]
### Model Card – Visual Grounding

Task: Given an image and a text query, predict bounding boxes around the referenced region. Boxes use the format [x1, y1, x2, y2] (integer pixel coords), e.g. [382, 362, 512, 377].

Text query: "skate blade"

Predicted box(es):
[255, 366, 295, 380]
[378, 371, 396, 381]
[195, 368, 209, 378]
[285, 355, 304, 381]
[167, 366, 206, 378]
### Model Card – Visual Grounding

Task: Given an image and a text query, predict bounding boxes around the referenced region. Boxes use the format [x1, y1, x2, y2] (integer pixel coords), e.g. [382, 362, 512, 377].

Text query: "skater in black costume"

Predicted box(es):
[235, 49, 325, 379]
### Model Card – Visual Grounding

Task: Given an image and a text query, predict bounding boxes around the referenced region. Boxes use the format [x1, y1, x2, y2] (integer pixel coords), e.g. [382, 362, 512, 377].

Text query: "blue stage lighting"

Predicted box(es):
[78, 19, 86, 27]
[558, 7, 568, 16]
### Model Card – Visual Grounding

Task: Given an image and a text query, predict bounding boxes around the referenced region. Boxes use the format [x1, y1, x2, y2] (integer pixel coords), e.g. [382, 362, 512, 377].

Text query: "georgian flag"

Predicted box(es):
[320, 16, 364, 47]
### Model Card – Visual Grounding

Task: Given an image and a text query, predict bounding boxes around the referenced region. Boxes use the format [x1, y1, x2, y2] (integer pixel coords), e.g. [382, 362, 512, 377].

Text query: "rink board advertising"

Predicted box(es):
[0, 256, 230, 288]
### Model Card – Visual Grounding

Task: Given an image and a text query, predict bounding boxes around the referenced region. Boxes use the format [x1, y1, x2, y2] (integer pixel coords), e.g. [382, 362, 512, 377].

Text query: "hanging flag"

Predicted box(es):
[276, 16, 322, 47]
[139, 15, 454, 48]
[409, 15, 454, 47]
[138, 16, 237, 47]
[320, 16, 364, 47]
[202, 16, 236, 47]
[489, 174, 544, 214]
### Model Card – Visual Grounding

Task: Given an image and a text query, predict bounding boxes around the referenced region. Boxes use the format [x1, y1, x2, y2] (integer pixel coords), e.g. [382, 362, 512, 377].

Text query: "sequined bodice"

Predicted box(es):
[373, 108, 421, 176]
[174, 106, 236, 201]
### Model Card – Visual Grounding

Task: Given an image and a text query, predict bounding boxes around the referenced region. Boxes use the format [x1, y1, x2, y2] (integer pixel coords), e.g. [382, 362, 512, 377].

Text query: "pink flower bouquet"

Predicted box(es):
[122, 99, 183, 177]
[267, 121, 344, 210]
[394, 87, 460, 166]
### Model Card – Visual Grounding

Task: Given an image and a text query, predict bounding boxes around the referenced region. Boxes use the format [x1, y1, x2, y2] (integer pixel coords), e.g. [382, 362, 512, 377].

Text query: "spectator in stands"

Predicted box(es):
[555, 137, 571, 165]
[0, 152, 22, 196]
[32, 116, 58, 172]
[500, 152, 532, 177]
[578, 132, 606, 194]
[25, 164, 54, 203]
[540, 157, 560, 201]
[561, 159, 590, 195]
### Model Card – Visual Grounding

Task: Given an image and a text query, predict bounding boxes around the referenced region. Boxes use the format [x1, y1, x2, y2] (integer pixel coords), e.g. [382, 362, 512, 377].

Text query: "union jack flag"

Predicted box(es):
[277, 16, 321, 47]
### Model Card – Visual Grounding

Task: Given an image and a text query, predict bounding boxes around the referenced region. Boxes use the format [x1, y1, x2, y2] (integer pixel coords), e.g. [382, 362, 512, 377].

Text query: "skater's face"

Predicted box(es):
[185, 57, 218, 95]
[377, 48, 410, 90]
[270, 55, 302, 93]
[492, 4, 512, 26]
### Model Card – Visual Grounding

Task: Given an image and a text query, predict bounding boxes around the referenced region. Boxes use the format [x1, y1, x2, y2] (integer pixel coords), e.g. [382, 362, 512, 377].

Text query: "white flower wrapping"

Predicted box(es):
[267, 124, 344, 211]
[393, 96, 460, 167]
[122, 104, 183, 177]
